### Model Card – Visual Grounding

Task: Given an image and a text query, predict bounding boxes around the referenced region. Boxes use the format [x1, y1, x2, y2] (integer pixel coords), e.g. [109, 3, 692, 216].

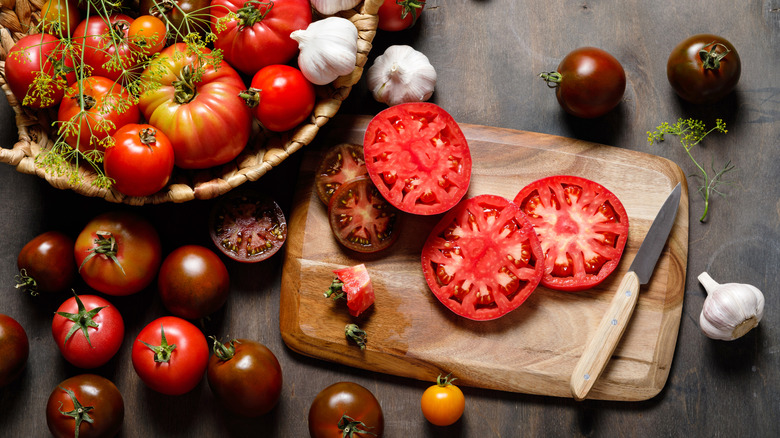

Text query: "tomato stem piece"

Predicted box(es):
[699, 42, 731, 70]
[210, 336, 239, 361]
[436, 372, 458, 387]
[396, 0, 425, 25]
[14, 268, 39, 296]
[236, 1, 274, 29]
[325, 278, 346, 301]
[139, 324, 178, 363]
[58, 386, 95, 438]
[56, 291, 107, 347]
[173, 65, 198, 104]
[139, 128, 158, 147]
[78, 231, 127, 276]
[345, 323, 367, 350]
[539, 71, 563, 88]
[337, 414, 377, 438]
[238, 87, 261, 109]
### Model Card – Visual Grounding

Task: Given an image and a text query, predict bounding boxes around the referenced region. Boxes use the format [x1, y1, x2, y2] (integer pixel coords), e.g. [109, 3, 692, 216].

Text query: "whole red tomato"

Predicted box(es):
[57, 76, 141, 152]
[72, 13, 136, 82]
[52, 293, 125, 369]
[667, 34, 741, 104]
[309, 382, 384, 437]
[16, 231, 76, 295]
[105, 123, 175, 197]
[139, 43, 252, 169]
[158, 245, 230, 320]
[207, 338, 282, 417]
[377, 0, 425, 31]
[46, 374, 124, 438]
[4, 33, 74, 109]
[242, 64, 315, 132]
[132, 316, 209, 395]
[74, 211, 162, 296]
[0, 314, 29, 388]
[540, 47, 626, 118]
[210, 0, 312, 75]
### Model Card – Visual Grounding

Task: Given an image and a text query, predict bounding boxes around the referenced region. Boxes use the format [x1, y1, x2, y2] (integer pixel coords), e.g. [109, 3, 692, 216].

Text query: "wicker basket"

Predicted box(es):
[0, 0, 382, 205]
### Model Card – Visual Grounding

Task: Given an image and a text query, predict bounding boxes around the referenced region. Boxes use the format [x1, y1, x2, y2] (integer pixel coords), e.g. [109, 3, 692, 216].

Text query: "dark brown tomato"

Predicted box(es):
[667, 34, 741, 104]
[158, 245, 230, 320]
[209, 189, 287, 263]
[315, 143, 368, 205]
[17, 231, 76, 295]
[0, 314, 29, 388]
[308, 381, 384, 438]
[46, 374, 124, 438]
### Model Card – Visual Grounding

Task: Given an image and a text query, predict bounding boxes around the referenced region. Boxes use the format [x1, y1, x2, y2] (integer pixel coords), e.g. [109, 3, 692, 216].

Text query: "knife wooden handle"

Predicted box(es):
[570, 271, 641, 401]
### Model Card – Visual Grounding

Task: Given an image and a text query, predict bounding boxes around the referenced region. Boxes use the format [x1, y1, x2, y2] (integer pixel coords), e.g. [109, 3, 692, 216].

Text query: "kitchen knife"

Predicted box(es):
[570, 183, 682, 401]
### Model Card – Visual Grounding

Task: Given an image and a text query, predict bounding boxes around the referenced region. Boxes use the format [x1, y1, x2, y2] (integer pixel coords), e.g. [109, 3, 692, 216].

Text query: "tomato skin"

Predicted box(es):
[41, 0, 81, 37]
[158, 245, 230, 320]
[513, 175, 629, 291]
[363, 102, 472, 216]
[207, 339, 283, 417]
[57, 76, 141, 152]
[132, 316, 209, 395]
[105, 123, 175, 197]
[308, 382, 384, 438]
[73, 13, 136, 82]
[377, 0, 426, 31]
[139, 43, 252, 169]
[17, 231, 76, 295]
[245, 64, 315, 132]
[46, 374, 124, 438]
[332, 264, 375, 317]
[667, 34, 741, 104]
[544, 47, 626, 118]
[5, 33, 74, 109]
[128, 15, 167, 55]
[210, 0, 312, 75]
[420, 376, 465, 426]
[52, 294, 125, 369]
[0, 314, 29, 388]
[74, 211, 162, 296]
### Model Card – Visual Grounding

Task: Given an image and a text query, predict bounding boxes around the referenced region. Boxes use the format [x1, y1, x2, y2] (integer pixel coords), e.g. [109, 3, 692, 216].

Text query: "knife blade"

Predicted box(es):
[570, 183, 682, 401]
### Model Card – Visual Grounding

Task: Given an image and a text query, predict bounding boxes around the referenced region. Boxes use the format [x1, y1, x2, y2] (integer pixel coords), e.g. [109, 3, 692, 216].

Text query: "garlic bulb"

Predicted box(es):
[311, 0, 362, 15]
[698, 272, 765, 341]
[367, 45, 437, 106]
[290, 17, 358, 85]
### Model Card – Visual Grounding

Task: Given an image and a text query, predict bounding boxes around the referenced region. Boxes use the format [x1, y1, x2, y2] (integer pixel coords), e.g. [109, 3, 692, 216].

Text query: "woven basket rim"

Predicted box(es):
[0, 0, 383, 205]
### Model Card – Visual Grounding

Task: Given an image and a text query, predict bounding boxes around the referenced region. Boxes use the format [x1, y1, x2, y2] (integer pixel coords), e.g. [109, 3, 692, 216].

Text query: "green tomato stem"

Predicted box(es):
[58, 386, 95, 438]
[539, 71, 562, 88]
[56, 291, 107, 347]
[699, 41, 731, 70]
[139, 324, 177, 363]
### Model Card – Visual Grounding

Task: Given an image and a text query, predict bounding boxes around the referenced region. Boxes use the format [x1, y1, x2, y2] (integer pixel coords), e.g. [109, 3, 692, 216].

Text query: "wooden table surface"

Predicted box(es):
[1, 1, 778, 436]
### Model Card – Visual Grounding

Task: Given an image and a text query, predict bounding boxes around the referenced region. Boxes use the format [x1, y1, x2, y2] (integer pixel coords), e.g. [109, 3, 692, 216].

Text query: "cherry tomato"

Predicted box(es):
[72, 13, 136, 82]
[132, 316, 209, 395]
[74, 211, 162, 296]
[209, 189, 288, 263]
[129, 15, 167, 56]
[207, 338, 283, 417]
[377, 0, 425, 31]
[308, 382, 384, 438]
[325, 264, 375, 317]
[105, 123, 175, 197]
[513, 175, 629, 291]
[328, 176, 400, 253]
[420, 374, 465, 426]
[158, 245, 230, 320]
[16, 231, 76, 295]
[52, 293, 125, 369]
[46, 374, 124, 438]
[540, 47, 626, 118]
[0, 314, 29, 388]
[421, 194, 545, 321]
[667, 34, 741, 104]
[315, 143, 368, 205]
[363, 102, 472, 216]
[57, 76, 141, 153]
[40, 0, 81, 37]
[4, 33, 75, 109]
[140, 0, 212, 42]
[242, 64, 315, 132]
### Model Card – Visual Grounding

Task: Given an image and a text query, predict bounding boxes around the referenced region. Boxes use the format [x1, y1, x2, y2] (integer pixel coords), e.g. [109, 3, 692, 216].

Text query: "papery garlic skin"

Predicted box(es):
[311, 0, 362, 15]
[367, 45, 437, 106]
[698, 272, 765, 341]
[290, 17, 358, 86]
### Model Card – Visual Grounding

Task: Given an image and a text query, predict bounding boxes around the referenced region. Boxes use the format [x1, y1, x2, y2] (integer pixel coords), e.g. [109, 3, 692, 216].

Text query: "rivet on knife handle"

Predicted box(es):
[570, 271, 641, 401]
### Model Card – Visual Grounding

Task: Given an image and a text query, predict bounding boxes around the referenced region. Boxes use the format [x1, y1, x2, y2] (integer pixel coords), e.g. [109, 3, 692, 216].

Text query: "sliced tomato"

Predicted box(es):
[328, 264, 375, 317]
[209, 190, 287, 263]
[421, 194, 545, 321]
[328, 176, 400, 254]
[513, 175, 629, 291]
[363, 102, 471, 216]
[315, 143, 368, 205]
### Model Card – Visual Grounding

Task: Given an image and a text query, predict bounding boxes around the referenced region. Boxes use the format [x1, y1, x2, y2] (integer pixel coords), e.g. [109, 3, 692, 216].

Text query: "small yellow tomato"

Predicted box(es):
[420, 373, 465, 426]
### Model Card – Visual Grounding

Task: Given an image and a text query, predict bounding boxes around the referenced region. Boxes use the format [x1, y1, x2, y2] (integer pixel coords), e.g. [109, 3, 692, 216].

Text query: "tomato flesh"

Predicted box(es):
[315, 143, 368, 205]
[513, 175, 629, 291]
[421, 194, 544, 321]
[333, 264, 375, 317]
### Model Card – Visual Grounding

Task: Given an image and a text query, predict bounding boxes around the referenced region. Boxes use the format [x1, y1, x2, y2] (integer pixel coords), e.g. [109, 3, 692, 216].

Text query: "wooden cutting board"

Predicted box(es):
[280, 115, 689, 401]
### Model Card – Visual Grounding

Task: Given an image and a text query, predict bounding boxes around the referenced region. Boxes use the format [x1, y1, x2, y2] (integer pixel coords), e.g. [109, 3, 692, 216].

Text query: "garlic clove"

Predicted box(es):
[290, 17, 358, 86]
[311, 0, 363, 16]
[697, 272, 765, 341]
[367, 45, 437, 107]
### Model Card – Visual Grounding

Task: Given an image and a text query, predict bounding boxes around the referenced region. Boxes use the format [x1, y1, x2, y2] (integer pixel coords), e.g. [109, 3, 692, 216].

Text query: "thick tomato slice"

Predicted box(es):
[421, 195, 545, 321]
[332, 264, 375, 317]
[315, 143, 368, 205]
[363, 102, 471, 216]
[513, 175, 629, 291]
[328, 176, 400, 254]
[209, 190, 287, 263]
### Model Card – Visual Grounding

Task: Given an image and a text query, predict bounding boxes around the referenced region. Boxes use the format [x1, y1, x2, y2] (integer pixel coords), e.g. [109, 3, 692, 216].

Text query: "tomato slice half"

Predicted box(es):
[315, 143, 368, 205]
[328, 176, 400, 253]
[363, 102, 472, 216]
[421, 195, 545, 321]
[513, 175, 629, 291]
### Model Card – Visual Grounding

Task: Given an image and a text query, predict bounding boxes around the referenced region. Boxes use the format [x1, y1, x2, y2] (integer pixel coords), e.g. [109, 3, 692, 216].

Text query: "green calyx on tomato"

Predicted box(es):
[436, 372, 457, 387]
[56, 292, 107, 347]
[344, 323, 367, 351]
[78, 231, 126, 276]
[338, 414, 376, 438]
[325, 277, 347, 301]
[138, 325, 177, 363]
[172, 64, 200, 104]
[238, 87, 262, 108]
[57, 386, 95, 438]
[236, 1, 274, 28]
[138, 127, 158, 146]
[397, 0, 425, 24]
[699, 41, 731, 70]
[210, 337, 238, 361]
